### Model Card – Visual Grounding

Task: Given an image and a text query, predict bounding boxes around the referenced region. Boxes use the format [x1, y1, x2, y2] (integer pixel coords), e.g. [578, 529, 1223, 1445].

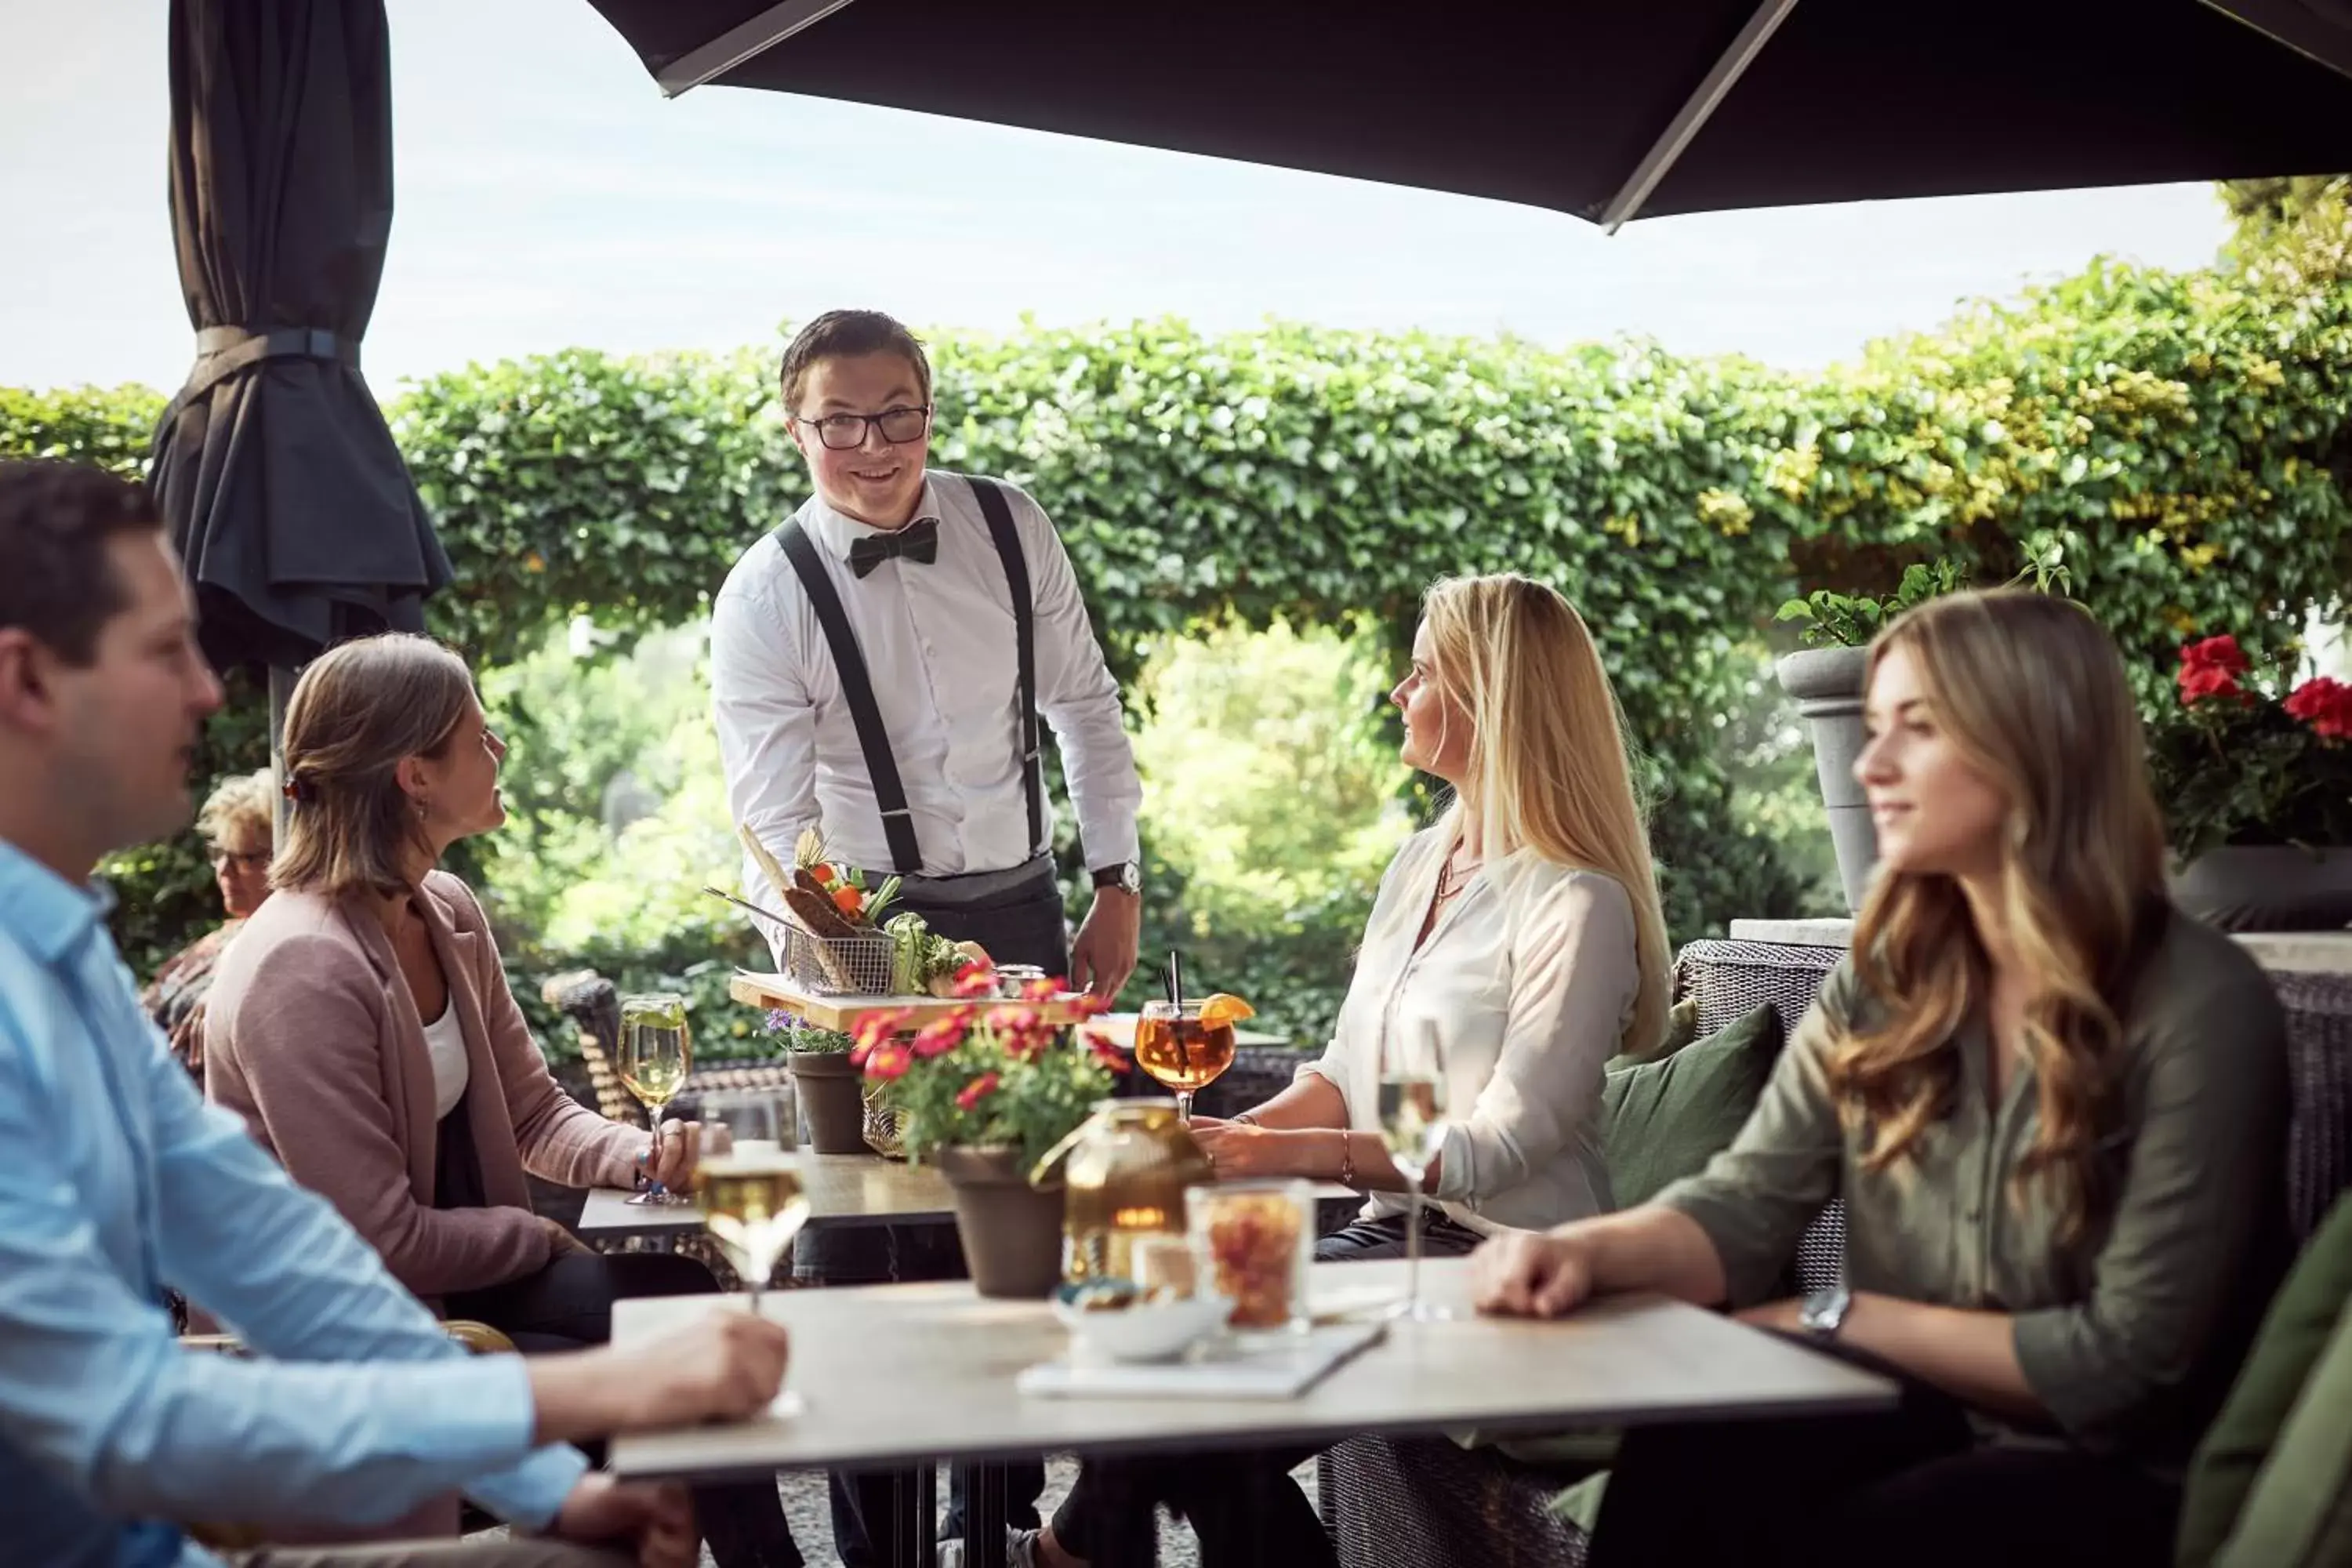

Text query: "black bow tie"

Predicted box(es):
[847, 517, 940, 579]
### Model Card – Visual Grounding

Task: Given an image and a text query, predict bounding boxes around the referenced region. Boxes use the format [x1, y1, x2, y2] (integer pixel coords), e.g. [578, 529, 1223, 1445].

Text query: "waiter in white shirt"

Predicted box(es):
[712, 308, 1144, 996]
[710, 310, 1144, 1568]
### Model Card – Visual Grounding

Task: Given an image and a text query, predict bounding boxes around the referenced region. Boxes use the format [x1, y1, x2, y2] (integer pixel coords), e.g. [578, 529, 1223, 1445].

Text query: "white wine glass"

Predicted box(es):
[618, 993, 692, 1207]
[695, 1087, 810, 1312]
[1376, 1020, 1452, 1322]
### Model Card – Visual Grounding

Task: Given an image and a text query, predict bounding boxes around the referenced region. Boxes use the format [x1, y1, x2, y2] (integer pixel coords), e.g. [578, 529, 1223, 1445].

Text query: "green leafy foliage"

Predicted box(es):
[9, 255, 2350, 1044]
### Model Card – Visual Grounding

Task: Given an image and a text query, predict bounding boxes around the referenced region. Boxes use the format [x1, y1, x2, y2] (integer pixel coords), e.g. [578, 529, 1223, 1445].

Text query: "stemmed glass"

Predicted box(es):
[1134, 998, 1236, 1126]
[1376, 1020, 1453, 1322]
[695, 1087, 810, 1312]
[618, 993, 691, 1206]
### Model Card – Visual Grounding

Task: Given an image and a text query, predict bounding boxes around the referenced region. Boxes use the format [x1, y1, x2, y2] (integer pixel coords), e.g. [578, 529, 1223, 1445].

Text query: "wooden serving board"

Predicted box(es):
[728, 971, 1096, 1033]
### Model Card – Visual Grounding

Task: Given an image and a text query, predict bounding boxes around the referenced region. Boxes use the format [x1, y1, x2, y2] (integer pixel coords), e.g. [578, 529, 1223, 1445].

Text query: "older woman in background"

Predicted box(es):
[141, 766, 274, 1073]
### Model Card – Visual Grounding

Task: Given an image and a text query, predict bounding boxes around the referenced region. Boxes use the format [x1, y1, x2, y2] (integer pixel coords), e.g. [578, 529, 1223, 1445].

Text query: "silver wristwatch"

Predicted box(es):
[1798, 1282, 1853, 1341]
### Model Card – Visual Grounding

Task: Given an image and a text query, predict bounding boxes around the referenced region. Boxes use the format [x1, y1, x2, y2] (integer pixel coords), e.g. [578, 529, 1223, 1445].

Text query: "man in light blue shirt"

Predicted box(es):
[0, 460, 793, 1567]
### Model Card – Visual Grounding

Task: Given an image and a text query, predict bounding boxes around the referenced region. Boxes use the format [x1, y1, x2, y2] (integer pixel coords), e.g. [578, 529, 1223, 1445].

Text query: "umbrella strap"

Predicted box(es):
[173, 325, 361, 408]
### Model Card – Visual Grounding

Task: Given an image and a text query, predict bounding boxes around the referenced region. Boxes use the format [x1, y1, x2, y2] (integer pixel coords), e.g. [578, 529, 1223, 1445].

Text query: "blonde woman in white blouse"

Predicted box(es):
[1020, 573, 1672, 1568]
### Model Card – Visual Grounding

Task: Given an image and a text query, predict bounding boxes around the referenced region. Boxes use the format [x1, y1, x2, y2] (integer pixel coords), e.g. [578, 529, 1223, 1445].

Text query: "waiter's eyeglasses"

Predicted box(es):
[795, 405, 932, 451]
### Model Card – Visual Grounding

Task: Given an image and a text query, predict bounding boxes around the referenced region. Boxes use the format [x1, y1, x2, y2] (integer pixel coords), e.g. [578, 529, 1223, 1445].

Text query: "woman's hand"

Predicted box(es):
[1192, 1120, 1308, 1179]
[643, 1119, 702, 1193]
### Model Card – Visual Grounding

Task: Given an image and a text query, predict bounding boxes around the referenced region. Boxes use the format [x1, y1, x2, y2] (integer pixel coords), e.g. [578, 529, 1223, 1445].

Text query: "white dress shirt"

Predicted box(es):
[1300, 826, 1641, 1236]
[711, 474, 1142, 913]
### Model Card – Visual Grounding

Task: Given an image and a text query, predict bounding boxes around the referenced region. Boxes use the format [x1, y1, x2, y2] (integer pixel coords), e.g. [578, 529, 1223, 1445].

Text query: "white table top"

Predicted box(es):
[579, 1153, 961, 1236]
[607, 1258, 1896, 1480]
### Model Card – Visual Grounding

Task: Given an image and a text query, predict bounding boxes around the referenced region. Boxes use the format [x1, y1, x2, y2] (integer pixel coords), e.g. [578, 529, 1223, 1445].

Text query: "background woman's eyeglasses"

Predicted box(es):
[793, 405, 932, 450]
[209, 848, 270, 873]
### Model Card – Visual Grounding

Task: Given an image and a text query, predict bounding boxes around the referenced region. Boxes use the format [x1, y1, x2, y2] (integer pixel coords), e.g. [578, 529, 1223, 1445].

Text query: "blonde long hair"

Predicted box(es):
[1831, 590, 2169, 1238]
[1421, 574, 1671, 1056]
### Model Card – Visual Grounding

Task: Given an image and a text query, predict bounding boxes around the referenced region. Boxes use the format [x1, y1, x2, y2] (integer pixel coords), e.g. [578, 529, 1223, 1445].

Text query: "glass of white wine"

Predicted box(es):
[695, 1087, 810, 1312]
[1377, 1021, 1452, 1322]
[618, 993, 692, 1207]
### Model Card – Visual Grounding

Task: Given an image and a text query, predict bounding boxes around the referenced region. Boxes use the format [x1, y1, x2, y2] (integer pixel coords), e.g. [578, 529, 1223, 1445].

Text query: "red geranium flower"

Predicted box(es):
[951, 962, 998, 999]
[1022, 977, 1063, 1004]
[910, 1009, 975, 1059]
[861, 1041, 913, 1081]
[2178, 633, 2250, 704]
[851, 1010, 908, 1062]
[1087, 1032, 1131, 1074]
[2286, 676, 2352, 740]
[956, 1071, 1001, 1111]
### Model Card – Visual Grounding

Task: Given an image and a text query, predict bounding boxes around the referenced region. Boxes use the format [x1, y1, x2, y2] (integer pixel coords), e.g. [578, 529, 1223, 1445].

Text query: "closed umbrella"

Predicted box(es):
[583, 0, 2352, 228]
[148, 0, 450, 828]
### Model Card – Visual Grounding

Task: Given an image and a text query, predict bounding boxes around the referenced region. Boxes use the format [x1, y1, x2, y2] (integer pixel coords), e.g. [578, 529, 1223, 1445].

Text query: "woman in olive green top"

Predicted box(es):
[1472, 590, 2289, 1568]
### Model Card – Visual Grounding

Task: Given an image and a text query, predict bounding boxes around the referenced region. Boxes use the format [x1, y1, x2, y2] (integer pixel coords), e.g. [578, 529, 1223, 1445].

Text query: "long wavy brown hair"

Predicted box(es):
[1421, 574, 1672, 1057]
[1828, 590, 2169, 1240]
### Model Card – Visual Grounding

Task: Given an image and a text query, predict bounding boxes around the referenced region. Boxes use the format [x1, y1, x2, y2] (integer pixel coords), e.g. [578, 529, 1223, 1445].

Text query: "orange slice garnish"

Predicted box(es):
[1199, 993, 1256, 1029]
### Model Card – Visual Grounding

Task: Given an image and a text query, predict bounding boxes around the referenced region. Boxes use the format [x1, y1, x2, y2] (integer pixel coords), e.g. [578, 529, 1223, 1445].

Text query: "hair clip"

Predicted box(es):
[281, 775, 315, 804]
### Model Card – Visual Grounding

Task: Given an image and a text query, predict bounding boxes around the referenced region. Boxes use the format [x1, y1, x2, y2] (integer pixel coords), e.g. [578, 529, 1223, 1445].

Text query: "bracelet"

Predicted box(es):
[1338, 1130, 1357, 1189]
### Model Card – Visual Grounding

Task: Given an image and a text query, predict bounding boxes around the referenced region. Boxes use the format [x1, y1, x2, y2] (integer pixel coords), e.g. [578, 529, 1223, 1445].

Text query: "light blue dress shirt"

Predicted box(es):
[0, 839, 587, 1566]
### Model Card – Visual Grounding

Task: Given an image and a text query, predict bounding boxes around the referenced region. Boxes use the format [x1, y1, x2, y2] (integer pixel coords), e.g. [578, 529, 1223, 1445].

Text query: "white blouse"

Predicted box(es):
[419, 1000, 471, 1121]
[1299, 827, 1640, 1236]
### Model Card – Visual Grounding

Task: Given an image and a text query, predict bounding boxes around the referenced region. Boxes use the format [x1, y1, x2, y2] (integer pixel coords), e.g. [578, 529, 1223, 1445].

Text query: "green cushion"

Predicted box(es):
[2179, 1192, 2352, 1568]
[1613, 995, 1702, 1068]
[1599, 1003, 1783, 1210]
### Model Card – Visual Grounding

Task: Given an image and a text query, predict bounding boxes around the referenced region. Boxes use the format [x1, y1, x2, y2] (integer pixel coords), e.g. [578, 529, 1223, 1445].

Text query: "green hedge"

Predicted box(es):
[9, 261, 2350, 994]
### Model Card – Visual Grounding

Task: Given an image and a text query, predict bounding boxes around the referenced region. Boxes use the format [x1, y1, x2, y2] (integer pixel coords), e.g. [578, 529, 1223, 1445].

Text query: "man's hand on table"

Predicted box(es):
[1470, 1230, 1595, 1319]
[531, 1311, 792, 1445]
[546, 1473, 696, 1568]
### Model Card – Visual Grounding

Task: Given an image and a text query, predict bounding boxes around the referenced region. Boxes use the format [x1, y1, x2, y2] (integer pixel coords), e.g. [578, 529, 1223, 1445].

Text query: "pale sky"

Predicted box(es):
[4, 0, 2240, 397]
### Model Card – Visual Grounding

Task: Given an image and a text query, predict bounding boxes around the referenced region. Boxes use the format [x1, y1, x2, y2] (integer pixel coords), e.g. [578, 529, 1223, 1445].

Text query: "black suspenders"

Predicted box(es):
[771, 474, 1044, 876]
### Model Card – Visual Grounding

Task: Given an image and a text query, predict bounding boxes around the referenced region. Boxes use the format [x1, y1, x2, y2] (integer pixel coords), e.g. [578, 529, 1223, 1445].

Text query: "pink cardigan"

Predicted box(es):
[205, 869, 648, 1302]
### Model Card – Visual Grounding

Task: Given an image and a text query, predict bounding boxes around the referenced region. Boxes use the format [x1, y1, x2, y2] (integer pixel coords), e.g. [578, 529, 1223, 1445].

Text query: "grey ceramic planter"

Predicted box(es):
[2172, 845, 2352, 933]
[1776, 644, 1878, 913]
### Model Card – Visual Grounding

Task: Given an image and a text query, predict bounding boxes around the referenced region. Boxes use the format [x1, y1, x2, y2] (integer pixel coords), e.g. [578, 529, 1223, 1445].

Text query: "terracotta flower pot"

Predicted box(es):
[937, 1145, 1066, 1299]
[788, 1051, 869, 1155]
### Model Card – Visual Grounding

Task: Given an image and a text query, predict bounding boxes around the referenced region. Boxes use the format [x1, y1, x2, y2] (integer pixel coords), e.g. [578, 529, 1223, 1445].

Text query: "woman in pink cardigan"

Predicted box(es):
[205, 632, 800, 1568]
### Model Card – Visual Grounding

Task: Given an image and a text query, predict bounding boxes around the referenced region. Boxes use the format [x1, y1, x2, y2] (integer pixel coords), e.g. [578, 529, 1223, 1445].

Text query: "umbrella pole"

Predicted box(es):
[1597, 0, 1799, 233]
[270, 664, 295, 845]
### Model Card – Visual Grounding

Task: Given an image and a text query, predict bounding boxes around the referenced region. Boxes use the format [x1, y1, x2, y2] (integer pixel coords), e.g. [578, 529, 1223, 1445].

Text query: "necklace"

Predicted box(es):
[1435, 846, 1482, 904]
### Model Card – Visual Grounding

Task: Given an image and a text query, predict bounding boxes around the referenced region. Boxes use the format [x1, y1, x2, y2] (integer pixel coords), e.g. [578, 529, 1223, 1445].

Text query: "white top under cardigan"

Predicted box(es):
[1298, 827, 1640, 1237]
[420, 1000, 470, 1120]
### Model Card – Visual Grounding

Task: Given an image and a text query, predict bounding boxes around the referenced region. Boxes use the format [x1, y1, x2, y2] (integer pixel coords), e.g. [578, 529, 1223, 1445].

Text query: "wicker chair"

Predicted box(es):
[1319, 938, 2352, 1568]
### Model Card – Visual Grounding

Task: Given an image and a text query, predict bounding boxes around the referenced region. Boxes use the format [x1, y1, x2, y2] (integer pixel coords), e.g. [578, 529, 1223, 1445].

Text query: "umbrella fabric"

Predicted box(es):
[150, 0, 449, 676]
[584, 0, 2352, 223]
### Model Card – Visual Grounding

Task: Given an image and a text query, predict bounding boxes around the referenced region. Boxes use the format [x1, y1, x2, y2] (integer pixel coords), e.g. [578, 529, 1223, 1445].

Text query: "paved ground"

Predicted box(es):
[545, 1452, 1319, 1566]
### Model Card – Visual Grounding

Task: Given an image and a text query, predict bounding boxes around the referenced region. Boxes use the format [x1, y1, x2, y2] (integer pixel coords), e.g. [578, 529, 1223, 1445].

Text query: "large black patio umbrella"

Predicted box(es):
[584, 0, 2352, 229]
[148, 0, 449, 822]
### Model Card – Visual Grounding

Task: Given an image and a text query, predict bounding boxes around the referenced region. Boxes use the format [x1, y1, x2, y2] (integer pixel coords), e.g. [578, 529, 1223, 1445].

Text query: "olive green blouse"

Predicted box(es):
[1657, 911, 2290, 1465]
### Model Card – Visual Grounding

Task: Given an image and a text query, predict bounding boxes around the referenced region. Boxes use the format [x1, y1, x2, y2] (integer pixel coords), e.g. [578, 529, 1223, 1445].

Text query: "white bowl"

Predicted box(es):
[1053, 1290, 1233, 1363]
